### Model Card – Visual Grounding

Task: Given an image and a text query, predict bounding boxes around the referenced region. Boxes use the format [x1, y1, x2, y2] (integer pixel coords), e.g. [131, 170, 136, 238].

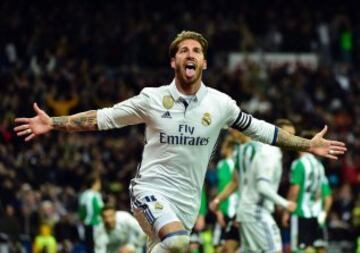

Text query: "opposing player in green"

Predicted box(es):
[212, 136, 240, 253]
[283, 131, 333, 253]
[79, 174, 104, 253]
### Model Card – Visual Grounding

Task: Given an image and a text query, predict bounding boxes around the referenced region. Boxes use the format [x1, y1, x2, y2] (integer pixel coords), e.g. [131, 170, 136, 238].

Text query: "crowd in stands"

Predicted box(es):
[0, 1, 359, 252]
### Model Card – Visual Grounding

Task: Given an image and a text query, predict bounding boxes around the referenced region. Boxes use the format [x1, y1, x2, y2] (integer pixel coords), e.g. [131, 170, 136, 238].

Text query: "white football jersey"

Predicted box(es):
[94, 211, 146, 253]
[236, 142, 284, 222]
[97, 80, 277, 229]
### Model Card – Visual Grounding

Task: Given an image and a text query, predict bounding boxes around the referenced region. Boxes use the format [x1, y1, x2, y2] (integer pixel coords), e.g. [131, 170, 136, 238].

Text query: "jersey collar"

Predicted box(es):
[169, 79, 207, 103]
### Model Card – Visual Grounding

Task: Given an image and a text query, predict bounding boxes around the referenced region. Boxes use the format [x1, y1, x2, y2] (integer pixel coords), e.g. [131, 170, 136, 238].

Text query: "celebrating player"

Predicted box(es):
[15, 31, 346, 253]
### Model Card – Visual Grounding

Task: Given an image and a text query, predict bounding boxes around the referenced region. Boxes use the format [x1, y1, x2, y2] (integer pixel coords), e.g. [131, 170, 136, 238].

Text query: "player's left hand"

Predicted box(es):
[309, 125, 347, 160]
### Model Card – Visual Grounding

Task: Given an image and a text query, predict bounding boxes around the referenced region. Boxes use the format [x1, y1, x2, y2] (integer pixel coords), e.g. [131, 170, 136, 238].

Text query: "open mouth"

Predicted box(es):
[184, 62, 196, 78]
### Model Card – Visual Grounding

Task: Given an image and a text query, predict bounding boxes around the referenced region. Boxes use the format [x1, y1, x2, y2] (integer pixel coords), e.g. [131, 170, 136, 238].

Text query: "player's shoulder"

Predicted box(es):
[140, 85, 169, 96]
[290, 157, 305, 170]
[245, 140, 261, 152]
[206, 87, 233, 102]
[217, 159, 228, 169]
[259, 143, 282, 159]
[308, 153, 324, 165]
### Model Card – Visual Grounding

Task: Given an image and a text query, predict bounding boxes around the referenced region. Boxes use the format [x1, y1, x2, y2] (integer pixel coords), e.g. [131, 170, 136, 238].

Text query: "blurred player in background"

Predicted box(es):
[210, 120, 297, 253]
[212, 136, 240, 253]
[283, 131, 333, 253]
[79, 174, 104, 253]
[14, 31, 346, 253]
[94, 204, 146, 253]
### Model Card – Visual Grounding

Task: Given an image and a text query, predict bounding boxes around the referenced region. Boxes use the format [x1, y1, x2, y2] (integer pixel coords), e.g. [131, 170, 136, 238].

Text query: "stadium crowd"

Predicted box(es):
[0, 1, 359, 252]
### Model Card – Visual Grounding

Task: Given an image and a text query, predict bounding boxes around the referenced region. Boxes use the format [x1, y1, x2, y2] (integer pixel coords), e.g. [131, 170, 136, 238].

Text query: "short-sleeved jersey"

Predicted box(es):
[290, 153, 329, 218]
[217, 158, 238, 218]
[235, 141, 283, 222]
[94, 211, 146, 253]
[97, 80, 277, 229]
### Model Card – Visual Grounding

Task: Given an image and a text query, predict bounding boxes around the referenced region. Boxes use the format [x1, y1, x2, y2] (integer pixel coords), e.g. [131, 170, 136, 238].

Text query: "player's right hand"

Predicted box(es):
[14, 102, 53, 141]
[209, 198, 220, 212]
[287, 201, 297, 213]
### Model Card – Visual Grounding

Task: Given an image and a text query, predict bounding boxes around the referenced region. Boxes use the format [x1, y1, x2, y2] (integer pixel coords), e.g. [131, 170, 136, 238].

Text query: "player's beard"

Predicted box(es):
[175, 62, 203, 87]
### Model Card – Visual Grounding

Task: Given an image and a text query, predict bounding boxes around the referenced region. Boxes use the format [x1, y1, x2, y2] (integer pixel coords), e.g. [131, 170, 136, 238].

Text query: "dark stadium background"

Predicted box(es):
[0, 1, 359, 252]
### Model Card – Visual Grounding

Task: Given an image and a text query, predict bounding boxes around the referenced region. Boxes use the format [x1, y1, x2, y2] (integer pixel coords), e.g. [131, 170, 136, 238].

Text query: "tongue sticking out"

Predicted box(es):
[185, 68, 196, 78]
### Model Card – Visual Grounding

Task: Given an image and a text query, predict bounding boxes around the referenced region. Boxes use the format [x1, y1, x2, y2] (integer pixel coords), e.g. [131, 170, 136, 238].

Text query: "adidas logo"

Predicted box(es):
[161, 111, 172, 118]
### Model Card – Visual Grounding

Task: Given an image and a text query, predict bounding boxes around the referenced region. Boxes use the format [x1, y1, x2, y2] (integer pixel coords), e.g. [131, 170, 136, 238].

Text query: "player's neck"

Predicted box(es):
[175, 78, 201, 96]
[299, 151, 307, 157]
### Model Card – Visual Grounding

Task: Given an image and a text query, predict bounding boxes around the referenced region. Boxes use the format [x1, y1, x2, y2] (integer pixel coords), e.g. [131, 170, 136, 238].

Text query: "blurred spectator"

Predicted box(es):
[46, 92, 79, 116]
[0, 204, 23, 253]
[33, 224, 57, 253]
[54, 213, 80, 253]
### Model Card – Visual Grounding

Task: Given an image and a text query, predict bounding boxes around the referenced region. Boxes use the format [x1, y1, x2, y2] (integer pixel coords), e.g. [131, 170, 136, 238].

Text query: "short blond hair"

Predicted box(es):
[169, 31, 208, 58]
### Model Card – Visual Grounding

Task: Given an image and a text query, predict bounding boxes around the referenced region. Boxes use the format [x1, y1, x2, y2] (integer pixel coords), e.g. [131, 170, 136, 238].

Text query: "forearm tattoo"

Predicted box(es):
[52, 110, 98, 132]
[276, 128, 310, 152]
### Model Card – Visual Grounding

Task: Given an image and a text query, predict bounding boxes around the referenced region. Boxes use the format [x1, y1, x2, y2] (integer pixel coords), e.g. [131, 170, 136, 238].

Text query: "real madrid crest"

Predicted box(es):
[201, 112, 211, 126]
[162, 95, 174, 109]
[154, 202, 163, 210]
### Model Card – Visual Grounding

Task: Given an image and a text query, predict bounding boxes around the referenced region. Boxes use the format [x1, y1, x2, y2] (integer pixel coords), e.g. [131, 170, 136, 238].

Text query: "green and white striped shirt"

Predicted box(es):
[79, 190, 104, 225]
[290, 153, 329, 218]
[217, 158, 238, 218]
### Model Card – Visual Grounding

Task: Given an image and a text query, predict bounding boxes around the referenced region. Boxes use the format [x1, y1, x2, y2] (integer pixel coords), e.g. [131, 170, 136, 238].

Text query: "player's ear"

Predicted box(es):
[203, 60, 207, 70]
[171, 58, 176, 69]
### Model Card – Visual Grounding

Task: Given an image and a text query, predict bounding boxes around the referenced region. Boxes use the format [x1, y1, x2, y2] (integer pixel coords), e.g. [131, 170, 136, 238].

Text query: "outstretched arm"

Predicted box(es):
[14, 103, 98, 141]
[275, 125, 346, 160]
[231, 112, 346, 159]
[52, 111, 98, 131]
[15, 90, 150, 141]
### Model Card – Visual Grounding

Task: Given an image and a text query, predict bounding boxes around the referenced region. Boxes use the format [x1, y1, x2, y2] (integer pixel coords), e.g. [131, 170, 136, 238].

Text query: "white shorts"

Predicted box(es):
[130, 191, 184, 237]
[239, 215, 282, 253]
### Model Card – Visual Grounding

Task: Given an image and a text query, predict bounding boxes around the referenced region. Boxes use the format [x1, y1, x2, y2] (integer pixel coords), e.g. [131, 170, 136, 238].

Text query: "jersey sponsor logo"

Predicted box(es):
[162, 95, 174, 109]
[201, 112, 211, 126]
[160, 132, 209, 145]
[159, 124, 210, 146]
[161, 111, 172, 118]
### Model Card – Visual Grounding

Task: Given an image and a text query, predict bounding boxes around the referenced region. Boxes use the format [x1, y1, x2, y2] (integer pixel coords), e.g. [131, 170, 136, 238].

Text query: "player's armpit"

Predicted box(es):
[52, 110, 98, 132]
